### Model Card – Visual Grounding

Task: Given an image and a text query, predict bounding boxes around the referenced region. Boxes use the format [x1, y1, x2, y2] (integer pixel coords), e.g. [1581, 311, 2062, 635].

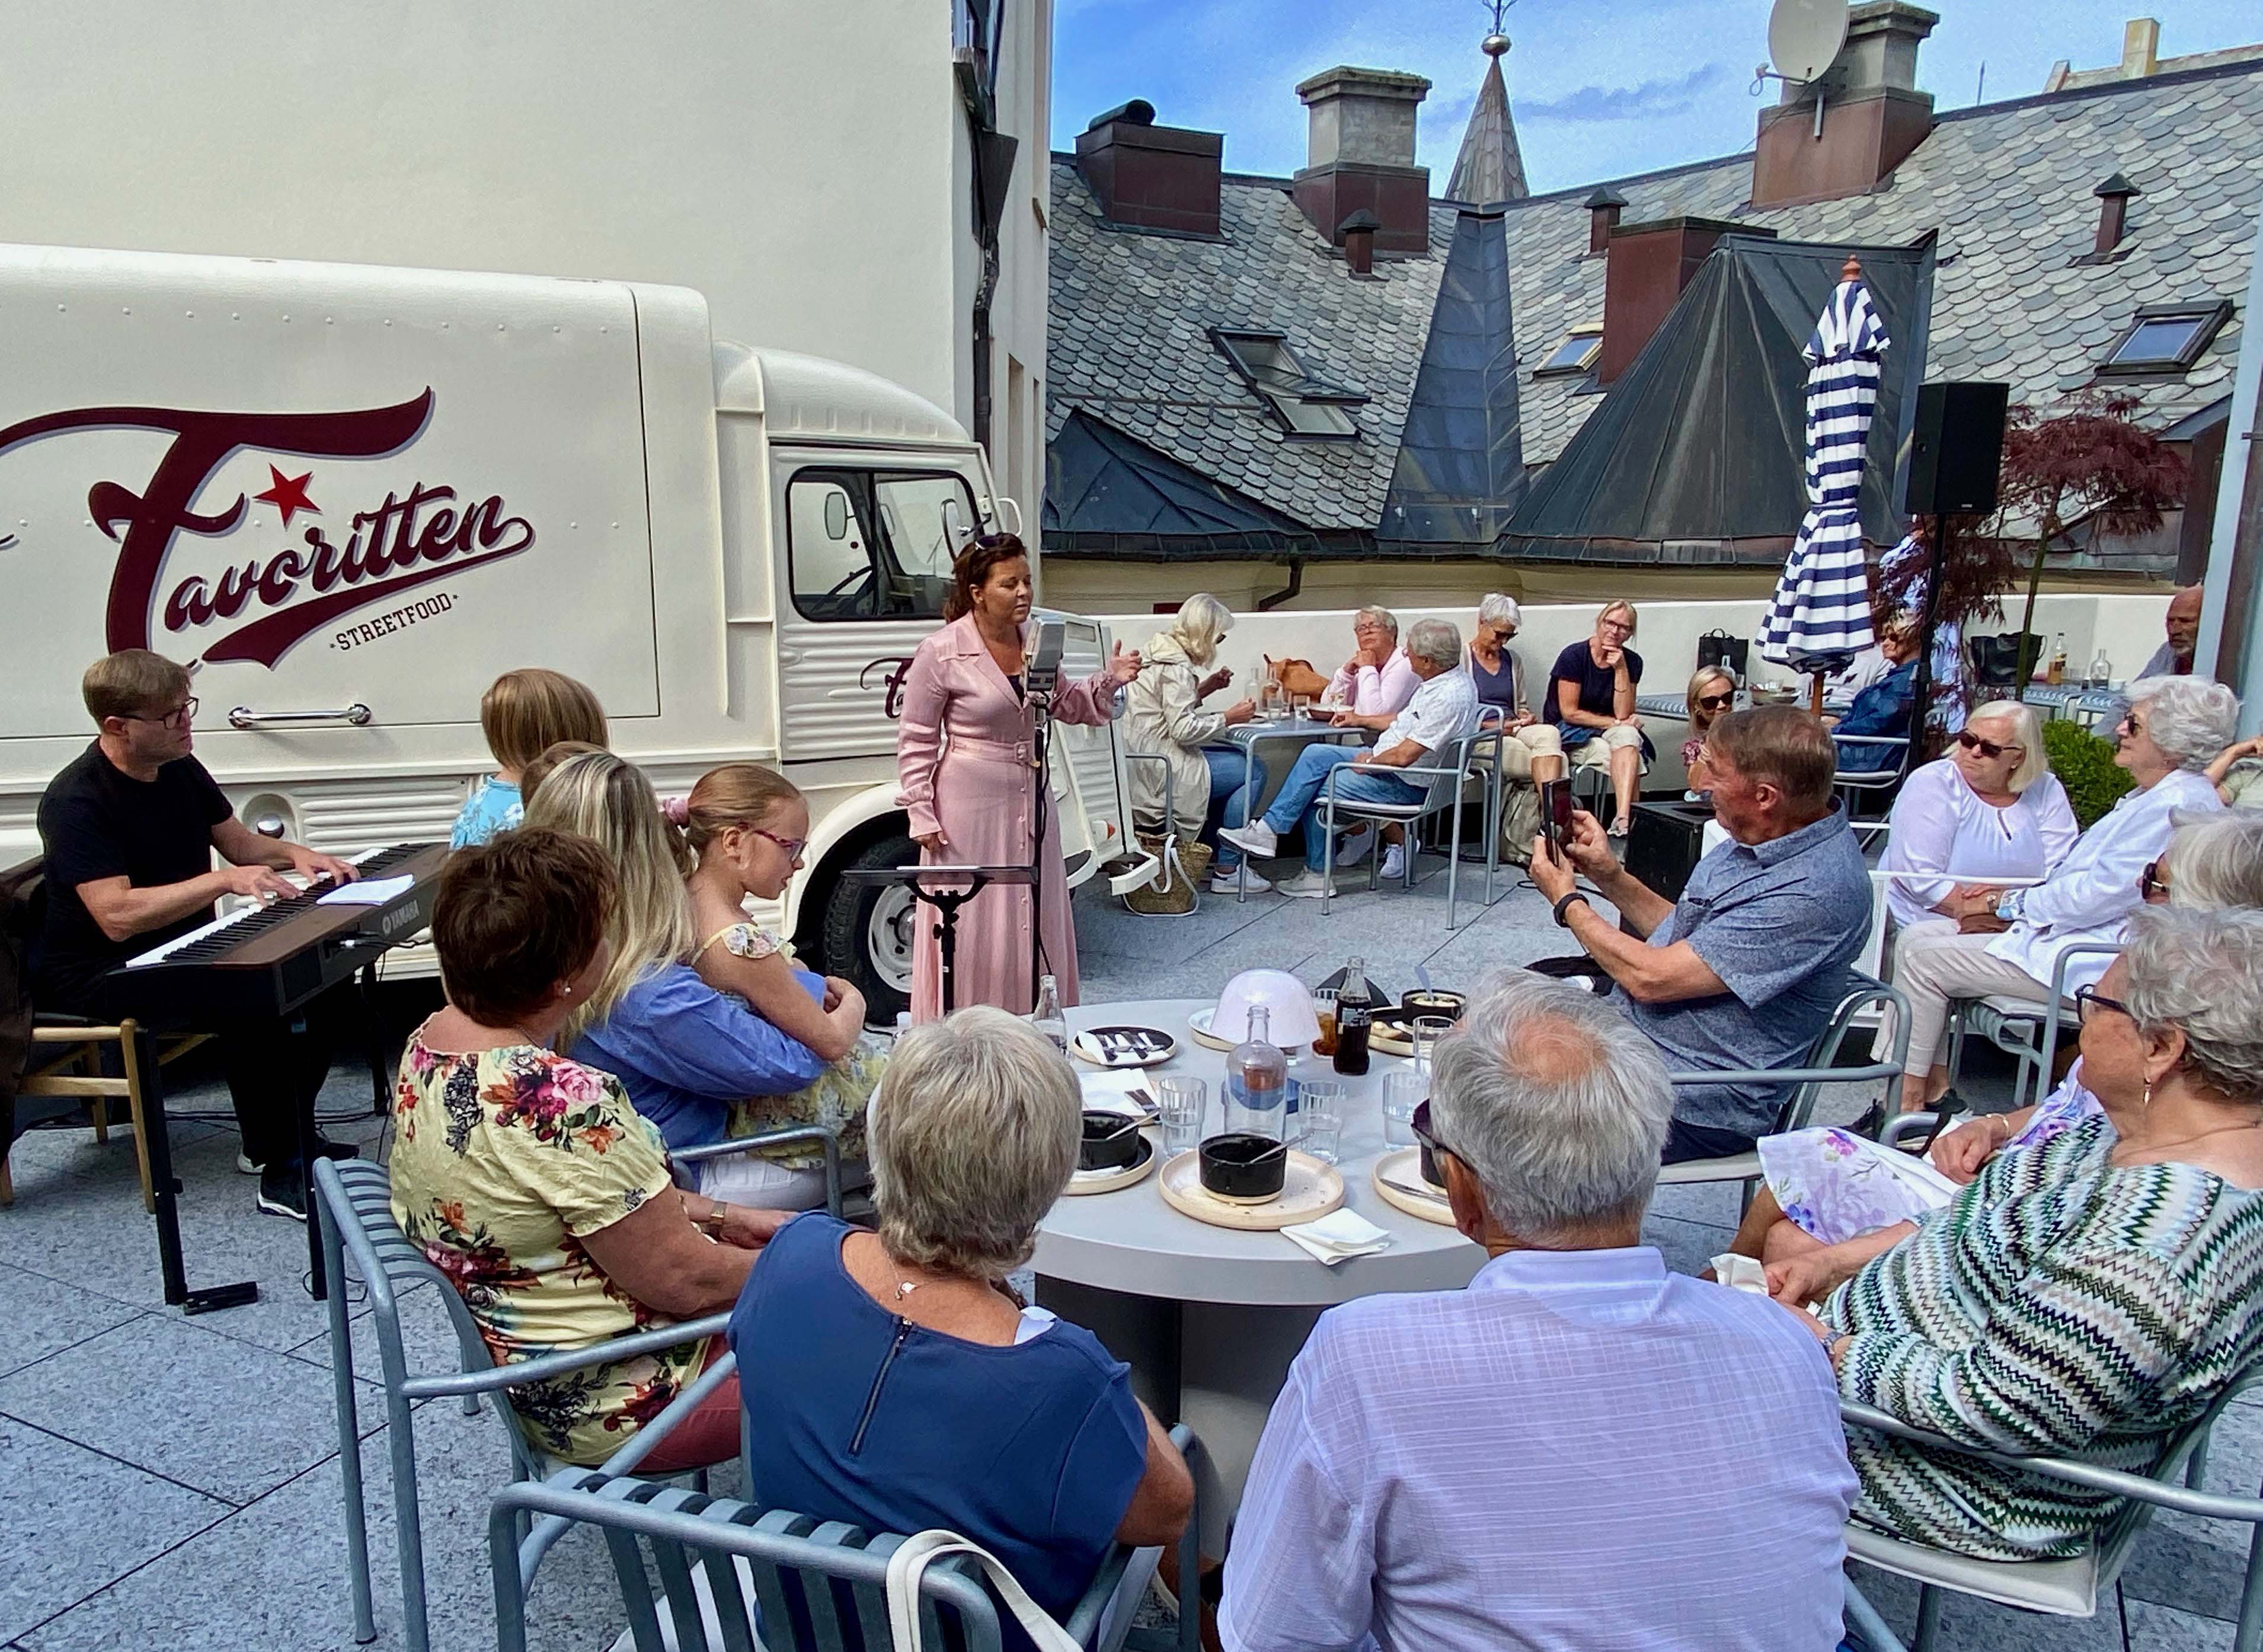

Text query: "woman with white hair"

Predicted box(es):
[730, 1008, 1194, 1624]
[1126, 592, 1265, 892]
[1877, 700, 2079, 931]
[1769, 906, 2263, 1564]
[1890, 675, 2236, 1113]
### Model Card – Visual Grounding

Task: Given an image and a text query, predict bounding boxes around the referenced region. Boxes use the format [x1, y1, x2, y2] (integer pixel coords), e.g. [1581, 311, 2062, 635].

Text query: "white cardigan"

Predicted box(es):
[1987, 767, 2224, 995]
[1880, 759, 2082, 929]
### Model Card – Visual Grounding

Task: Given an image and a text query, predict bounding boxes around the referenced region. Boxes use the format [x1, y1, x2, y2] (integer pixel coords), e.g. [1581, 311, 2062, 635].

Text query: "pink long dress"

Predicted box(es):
[895, 614, 1115, 1021]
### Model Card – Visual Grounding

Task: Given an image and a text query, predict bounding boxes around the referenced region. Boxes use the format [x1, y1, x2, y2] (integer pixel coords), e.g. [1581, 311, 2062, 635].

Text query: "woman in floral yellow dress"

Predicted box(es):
[389, 830, 788, 1468]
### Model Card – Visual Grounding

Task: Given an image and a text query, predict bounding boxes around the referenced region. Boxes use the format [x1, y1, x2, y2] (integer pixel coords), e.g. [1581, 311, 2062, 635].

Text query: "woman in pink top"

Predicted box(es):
[894, 536, 1140, 1021]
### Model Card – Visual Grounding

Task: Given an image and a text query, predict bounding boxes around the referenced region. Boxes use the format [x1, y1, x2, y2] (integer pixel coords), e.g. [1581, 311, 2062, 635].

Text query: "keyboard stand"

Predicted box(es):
[129, 1024, 259, 1314]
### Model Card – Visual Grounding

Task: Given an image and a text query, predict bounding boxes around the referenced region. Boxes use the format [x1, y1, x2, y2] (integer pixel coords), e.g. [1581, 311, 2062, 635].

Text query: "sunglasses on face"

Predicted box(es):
[2139, 860, 2168, 900]
[2074, 983, 2133, 1026]
[1696, 693, 1734, 711]
[1955, 730, 2022, 761]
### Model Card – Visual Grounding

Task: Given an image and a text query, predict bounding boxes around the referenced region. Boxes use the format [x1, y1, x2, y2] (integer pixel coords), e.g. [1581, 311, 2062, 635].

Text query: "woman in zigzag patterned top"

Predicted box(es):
[1765, 904, 2263, 1561]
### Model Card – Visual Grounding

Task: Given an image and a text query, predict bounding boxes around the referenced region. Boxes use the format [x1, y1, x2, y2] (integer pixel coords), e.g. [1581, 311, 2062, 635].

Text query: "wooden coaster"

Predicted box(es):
[1065, 1134, 1158, 1196]
[1156, 1149, 1346, 1231]
[1371, 1148, 1455, 1226]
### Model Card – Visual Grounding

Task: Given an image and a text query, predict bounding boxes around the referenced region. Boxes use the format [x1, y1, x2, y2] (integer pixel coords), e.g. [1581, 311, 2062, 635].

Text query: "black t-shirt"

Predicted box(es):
[1547, 639, 1644, 726]
[34, 741, 231, 1009]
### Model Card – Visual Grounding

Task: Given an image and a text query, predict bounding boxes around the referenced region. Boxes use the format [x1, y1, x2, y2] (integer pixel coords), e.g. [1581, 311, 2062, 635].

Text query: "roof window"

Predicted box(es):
[2096, 301, 2231, 375]
[1212, 328, 1365, 438]
[1535, 330, 1602, 376]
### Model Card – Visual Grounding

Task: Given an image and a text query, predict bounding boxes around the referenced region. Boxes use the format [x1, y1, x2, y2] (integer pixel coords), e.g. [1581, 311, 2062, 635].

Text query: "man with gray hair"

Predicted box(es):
[1222, 973, 1856, 1652]
[1224, 618, 1477, 896]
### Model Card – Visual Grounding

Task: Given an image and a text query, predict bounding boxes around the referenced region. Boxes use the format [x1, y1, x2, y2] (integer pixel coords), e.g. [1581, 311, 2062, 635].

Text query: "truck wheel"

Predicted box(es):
[819, 835, 919, 1025]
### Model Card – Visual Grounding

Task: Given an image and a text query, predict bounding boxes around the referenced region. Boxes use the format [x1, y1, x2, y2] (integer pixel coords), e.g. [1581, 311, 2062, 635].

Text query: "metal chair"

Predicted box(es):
[1313, 723, 1503, 928]
[1832, 733, 1911, 842]
[1655, 978, 1910, 1209]
[1119, 754, 1201, 918]
[1837, 1370, 2263, 1652]
[318, 1125, 842, 1652]
[1941, 941, 2121, 1113]
[491, 1426, 1209, 1652]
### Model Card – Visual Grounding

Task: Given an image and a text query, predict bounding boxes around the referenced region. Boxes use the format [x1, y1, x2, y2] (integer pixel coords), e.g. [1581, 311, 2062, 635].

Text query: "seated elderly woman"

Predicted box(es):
[1825, 620, 1921, 774]
[1467, 593, 1565, 860]
[1877, 700, 2079, 932]
[390, 830, 780, 1471]
[1124, 592, 1266, 893]
[528, 750, 875, 1206]
[1888, 674, 2236, 1113]
[1727, 808, 2263, 1263]
[1767, 905, 2263, 1564]
[1546, 599, 1650, 837]
[1324, 604, 1417, 719]
[731, 1008, 1194, 1629]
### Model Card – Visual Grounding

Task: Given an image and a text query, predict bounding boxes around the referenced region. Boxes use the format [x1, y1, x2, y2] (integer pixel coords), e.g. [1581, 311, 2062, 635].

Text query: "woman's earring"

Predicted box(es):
[2141, 1078, 2155, 1111]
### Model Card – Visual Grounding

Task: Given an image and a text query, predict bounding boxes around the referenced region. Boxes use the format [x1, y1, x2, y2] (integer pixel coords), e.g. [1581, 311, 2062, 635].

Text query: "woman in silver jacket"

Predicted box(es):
[1125, 593, 1264, 893]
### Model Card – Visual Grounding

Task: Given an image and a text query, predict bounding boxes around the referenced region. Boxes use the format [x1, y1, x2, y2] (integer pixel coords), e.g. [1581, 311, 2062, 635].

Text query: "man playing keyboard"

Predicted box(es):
[34, 650, 362, 1220]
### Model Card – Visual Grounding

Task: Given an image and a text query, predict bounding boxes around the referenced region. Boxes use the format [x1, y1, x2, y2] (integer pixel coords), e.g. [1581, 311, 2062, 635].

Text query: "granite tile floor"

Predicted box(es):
[0, 850, 2249, 1650]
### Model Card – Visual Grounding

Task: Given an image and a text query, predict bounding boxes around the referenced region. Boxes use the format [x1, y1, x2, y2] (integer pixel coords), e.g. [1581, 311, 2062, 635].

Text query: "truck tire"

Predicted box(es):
[819, 833, 920, 1025]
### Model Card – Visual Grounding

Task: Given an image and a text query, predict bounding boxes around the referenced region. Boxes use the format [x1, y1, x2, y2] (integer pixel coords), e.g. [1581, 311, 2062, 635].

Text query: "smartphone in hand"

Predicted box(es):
[1539, 778, 1571, 858]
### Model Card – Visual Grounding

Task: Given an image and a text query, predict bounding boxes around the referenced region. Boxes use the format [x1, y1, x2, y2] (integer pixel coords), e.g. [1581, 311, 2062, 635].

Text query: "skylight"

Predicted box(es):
[1213, 328, 1366, 439]
[2097, 301, 2230, 374]
[1535, 330, 1602, 376]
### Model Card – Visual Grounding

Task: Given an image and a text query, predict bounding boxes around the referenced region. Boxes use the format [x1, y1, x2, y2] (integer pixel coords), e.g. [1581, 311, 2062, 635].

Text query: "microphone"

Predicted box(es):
[1024, 618, 1065, 703]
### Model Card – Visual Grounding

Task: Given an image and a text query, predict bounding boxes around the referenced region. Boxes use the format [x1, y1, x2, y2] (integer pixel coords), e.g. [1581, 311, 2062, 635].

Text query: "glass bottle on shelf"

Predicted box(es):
[2087, 647, 2113, 688]
[1333, 956, 1373, 1076]
[1225, 1004, 1288, 1142]
[1030, 973, 1067, 1053]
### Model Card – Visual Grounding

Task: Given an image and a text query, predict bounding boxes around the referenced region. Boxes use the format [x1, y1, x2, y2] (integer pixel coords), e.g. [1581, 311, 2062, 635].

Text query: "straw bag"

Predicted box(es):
[886, 1530, 1083, 1652]
[1124, 832, 1211, 915]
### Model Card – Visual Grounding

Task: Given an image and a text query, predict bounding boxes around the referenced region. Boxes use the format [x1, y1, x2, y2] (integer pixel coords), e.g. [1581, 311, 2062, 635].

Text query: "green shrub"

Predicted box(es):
[2042, 718, 2134, 829]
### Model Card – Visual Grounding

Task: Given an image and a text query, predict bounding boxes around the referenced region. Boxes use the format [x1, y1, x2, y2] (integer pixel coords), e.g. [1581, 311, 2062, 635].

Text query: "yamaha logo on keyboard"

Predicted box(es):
[381, 903, 424, 938]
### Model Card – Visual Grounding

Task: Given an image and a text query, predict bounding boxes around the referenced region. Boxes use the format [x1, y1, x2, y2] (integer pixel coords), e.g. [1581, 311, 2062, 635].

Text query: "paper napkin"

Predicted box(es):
[1282, 1208, 1395, 1267]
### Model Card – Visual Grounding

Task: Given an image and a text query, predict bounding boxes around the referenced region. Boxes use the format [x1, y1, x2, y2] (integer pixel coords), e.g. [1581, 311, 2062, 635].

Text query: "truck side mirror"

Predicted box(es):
[823, 491, 850, 541]
[941, 497, 965, 548]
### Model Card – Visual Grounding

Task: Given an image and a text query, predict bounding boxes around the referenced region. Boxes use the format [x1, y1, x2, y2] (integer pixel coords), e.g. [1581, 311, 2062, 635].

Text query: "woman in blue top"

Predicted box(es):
[1546, 600, 1652, 837]
[733, 1008, 1194, 1642]
[1827, 622, 1920, 774]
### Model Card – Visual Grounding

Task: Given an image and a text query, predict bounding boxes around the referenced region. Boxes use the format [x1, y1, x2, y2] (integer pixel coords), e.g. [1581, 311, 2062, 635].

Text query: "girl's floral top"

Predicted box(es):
[388, 1031, 712, 1465]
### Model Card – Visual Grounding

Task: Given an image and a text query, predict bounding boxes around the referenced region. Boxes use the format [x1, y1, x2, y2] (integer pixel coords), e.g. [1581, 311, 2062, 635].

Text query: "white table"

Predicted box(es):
[1035, 998, 1482, 1540]
[1215, 717, 1368, 902]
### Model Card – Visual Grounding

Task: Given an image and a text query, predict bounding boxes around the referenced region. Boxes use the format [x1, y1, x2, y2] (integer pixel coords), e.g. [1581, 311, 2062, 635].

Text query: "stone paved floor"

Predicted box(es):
[1, 851, 2249, 1650]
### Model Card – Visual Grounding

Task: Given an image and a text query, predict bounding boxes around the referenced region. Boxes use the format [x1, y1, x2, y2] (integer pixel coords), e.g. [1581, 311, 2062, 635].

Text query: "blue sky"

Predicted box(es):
[1052, 1, 2261, 194]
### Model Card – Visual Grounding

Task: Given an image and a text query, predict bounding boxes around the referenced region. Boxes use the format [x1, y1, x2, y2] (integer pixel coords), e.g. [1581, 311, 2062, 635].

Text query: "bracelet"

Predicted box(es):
[699, 1202, 729, 1239]
[1552, 891, 1590, 928]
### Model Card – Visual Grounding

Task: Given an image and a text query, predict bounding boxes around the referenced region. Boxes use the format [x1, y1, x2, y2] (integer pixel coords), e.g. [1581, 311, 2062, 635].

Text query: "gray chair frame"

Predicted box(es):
[1655, 979, 1911, 1209]
[318, 1124, 841, 1652]
[1942, 940, 2121, 1113]
[1313, 723, 1503, 928]
[1832, 733, 1911, 842]
[1120, 753, 1201, 918]
[491, 1426, 1209, 1652]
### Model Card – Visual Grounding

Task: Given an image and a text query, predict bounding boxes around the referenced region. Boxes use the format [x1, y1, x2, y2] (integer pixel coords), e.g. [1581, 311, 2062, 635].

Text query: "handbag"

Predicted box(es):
[1696, 629, 1749, 678]
[886, 1529, 1085, 1652]
[1124, 831, 1209, 915]
[1968, 632, 2032, 690]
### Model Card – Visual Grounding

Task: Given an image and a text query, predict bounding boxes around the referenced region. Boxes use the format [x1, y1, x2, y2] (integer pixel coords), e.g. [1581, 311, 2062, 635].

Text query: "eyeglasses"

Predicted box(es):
[752, 828, 807, 859]
[1597, 619, 1634, 636]
[127, 698, 198, 728]
[2074, 984, 2133, 1026]
[1410, 1104, 1460, 1171]
[1955, 730, 2022, 761]
[2139, 860, 2168, 900]
[1696, 694, 1734, 711]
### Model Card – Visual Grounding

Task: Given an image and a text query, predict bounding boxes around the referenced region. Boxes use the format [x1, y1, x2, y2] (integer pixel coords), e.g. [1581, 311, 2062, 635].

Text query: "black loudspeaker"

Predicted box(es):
[1904, 382, 2010, 517]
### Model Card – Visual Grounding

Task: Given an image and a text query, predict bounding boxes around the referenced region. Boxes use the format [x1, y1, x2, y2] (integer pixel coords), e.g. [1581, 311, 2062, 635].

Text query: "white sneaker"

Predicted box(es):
[1335, 825, 1376, 867]
[1379, 844, 1406, 881]
[1219, 820, 1279, 858]
[1276, 868, 1338, 899]
[1212, 868, 1271, 893]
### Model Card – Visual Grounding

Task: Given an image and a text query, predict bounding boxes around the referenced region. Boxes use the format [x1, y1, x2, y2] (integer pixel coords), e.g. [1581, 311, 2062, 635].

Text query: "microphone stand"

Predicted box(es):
[1025, 679, 1052, 1014]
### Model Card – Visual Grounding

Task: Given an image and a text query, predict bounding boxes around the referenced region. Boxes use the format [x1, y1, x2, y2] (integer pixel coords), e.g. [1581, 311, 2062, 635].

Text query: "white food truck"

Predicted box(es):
[0, 243, 1153, 1019]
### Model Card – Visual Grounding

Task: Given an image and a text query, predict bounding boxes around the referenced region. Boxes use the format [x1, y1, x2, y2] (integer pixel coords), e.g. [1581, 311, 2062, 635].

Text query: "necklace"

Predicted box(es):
[2117, 1116, 2263, 1161]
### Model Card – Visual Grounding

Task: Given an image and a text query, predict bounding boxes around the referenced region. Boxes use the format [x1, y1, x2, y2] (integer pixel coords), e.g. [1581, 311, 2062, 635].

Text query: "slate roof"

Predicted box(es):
[1045, 55, 2262, 558]
[1507, 59, 2263, 468]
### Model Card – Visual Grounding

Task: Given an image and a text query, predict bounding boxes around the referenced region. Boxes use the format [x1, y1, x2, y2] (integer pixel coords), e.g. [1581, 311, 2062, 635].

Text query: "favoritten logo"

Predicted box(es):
[0, 391, 537, 667]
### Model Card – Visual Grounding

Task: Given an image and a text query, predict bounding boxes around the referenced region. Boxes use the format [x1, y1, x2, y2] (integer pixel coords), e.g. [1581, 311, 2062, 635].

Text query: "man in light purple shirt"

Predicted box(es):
[1221, 972, 1856, 1652]
[1324, 605, 1420, 718]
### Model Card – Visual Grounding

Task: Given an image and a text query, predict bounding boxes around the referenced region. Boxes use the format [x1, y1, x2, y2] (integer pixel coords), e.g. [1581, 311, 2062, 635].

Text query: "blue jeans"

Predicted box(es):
[1260, 744, 1421, 871]
[1200, 746, 1267, 871]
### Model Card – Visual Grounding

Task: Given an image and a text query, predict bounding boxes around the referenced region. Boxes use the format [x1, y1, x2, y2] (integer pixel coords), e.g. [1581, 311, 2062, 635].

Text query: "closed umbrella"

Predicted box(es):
[1759, 255, 1890, 705]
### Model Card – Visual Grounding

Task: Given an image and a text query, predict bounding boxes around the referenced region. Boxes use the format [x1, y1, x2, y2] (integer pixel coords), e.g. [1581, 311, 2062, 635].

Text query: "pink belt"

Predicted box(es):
[947, 734, 1036, 765]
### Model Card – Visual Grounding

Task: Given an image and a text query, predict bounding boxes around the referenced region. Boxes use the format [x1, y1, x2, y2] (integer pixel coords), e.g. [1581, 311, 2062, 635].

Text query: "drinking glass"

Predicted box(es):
[1296, 1107, 1344, 1165]
[1296, 1078, 1344, 1120]
[1382, 1071, 1425, 1147]
[1310, 988, 1340, 1057]
[1410, 1015, 1454, 1065]
[1157, 1076, 1208, 1158]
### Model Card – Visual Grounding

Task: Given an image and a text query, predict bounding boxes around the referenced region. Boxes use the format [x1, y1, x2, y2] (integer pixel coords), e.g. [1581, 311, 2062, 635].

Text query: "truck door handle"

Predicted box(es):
[228, 704, 375, 730]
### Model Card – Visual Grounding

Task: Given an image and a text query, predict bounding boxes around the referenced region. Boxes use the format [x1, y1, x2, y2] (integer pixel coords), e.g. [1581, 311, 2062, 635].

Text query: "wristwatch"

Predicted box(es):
[699, 1203, 729, 1240]
[1994, 888, 2027, 922]
[1552, 891, 1590, 928]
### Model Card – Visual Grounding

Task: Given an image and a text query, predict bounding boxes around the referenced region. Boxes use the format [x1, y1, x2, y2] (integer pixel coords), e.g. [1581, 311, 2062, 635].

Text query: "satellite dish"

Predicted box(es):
[1767, 0, 1848, 85]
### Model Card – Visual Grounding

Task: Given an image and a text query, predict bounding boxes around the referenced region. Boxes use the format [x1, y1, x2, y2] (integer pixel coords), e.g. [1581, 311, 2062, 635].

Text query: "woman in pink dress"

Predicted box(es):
[895, 536, 1140, 1021]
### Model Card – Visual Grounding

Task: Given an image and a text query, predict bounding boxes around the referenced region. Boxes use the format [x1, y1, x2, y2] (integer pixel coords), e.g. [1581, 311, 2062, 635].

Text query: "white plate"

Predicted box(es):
[1071, 1025, 1179, 1068]
[1188, 1007, 1307, 1056]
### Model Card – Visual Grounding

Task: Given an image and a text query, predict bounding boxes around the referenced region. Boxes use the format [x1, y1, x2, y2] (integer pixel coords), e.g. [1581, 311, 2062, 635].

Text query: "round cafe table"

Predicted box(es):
[1035, 998, 1482, 1543]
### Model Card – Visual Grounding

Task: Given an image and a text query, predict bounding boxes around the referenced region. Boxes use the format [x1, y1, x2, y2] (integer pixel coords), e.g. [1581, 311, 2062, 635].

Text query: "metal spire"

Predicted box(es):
[1448, 3, 1529, 204]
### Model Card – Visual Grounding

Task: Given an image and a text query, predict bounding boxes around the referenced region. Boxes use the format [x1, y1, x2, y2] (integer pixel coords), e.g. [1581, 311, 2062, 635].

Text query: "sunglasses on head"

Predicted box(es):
[1955, 730, 2022, 761]
[1696, 693, 1734, 711]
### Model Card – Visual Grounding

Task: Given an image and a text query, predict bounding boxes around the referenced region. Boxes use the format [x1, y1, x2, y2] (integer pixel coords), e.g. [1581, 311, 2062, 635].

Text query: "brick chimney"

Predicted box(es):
[1075, 100, 1224, 237]
[1751, 2, 1939, 210]
[1597, 218, 1775, 385]
[1338, 209, 1380, 275]
[1584, 186, 1626, 255]
[1292, 66, 1433, 255]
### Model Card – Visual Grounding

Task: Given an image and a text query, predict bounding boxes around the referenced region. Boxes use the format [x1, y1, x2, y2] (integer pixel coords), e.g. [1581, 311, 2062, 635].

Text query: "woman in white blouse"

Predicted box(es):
[1879, 701, 2079, 931]
[1889, 675, 2239, 1113]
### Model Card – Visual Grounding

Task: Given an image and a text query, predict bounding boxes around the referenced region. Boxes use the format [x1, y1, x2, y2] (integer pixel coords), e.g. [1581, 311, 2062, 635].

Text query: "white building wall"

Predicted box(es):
[0, 1, 969, 417]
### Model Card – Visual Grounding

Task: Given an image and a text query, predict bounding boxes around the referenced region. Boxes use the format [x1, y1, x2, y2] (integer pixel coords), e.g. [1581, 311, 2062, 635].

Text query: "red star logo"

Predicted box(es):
[254, 465, 318, 526]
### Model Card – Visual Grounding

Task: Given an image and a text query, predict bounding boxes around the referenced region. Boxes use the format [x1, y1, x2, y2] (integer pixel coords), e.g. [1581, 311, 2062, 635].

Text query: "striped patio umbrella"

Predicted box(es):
[1759, 256, 1890, 685]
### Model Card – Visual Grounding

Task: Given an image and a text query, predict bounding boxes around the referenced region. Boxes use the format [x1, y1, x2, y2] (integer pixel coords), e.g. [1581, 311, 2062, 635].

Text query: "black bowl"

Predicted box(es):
[1412, 1100, 1447, 1190]
[1198, 1131, 1287, 1202]
[1399, 989, 1467, 1022]
[1079, 1111, 1144, 1174]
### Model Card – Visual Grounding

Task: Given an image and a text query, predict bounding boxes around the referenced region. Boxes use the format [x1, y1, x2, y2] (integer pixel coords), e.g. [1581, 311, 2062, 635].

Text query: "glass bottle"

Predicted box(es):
[1333, 956, 1373, 1076]
[2045, 632, 2067, 686]
[2087, 647, 2113, 688]
[1030, 973, 1067, 1053]
[1225, 1004, 1287, 1142]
